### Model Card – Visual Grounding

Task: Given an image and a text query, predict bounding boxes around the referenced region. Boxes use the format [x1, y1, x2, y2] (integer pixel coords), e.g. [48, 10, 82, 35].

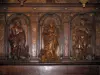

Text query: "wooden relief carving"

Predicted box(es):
[71, 14, 93, 60]
[96, 13, 100, 56]
[0, 14, 5, 57]
[39, 13, 62, 62]
[7, 14, 30, 60]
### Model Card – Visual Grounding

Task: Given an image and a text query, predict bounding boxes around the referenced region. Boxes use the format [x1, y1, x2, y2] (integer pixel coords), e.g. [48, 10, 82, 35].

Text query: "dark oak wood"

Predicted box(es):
[0, 3, 100, 7]
[0, 65, 99, 75]
[0, 60, 100, 65]
[0, 2, 100, 75]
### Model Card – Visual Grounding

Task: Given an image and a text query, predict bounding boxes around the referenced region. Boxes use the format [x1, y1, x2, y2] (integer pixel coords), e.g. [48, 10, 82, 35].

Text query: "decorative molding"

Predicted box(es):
[0, 3, 100, 7]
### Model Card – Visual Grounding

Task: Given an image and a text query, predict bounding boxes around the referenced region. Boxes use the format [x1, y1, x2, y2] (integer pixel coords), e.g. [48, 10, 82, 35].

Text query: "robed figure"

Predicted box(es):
[40, 21, 59, 62]
[8, 18, 29, 59]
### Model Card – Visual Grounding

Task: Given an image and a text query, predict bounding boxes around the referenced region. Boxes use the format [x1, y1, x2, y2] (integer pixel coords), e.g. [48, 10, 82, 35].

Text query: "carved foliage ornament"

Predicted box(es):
[18, 0, 27, 6]
[79, 0, 88, 7]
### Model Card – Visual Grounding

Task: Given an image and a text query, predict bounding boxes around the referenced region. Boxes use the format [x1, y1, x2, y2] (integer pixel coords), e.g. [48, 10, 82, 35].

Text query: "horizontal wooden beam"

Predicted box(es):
[0, 3, 100, 7]
[0, 60, 100, 65]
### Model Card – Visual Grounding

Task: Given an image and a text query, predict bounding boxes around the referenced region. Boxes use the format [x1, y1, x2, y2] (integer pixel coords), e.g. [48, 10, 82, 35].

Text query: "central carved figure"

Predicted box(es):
[40, 20, 59, 62]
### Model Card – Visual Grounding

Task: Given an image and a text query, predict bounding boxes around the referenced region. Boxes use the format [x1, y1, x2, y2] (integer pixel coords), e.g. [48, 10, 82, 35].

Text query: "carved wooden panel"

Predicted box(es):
[71, 13, 94, 60]
[0, 6, 99, 63]
[0, 12, 70, 62]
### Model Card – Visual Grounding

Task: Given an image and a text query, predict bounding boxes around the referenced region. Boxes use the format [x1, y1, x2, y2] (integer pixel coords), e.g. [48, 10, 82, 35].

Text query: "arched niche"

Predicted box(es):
[71, 13, 94, 60]
[38, 13, 64, 62]
[6, 13, 31, 60]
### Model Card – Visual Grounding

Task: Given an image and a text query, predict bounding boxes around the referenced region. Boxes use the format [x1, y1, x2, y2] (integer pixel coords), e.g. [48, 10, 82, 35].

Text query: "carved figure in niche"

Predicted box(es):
[40, 20, 59, 62]
[72, 30, 90, 60]
[72, 18, 91, 60]
[8, 18, 29, 59]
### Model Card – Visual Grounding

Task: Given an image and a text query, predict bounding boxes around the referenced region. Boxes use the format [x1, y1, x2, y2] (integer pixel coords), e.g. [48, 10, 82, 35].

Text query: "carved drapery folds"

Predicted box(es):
[7, 13, 30, 60]
[39, 13, 62, 62]
[71, 14, 93, 60]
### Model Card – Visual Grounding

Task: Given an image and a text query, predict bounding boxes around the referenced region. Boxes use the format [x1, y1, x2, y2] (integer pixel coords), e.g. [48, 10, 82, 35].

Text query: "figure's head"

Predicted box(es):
[49, 20, 55, 27]
[12, 17, 21, 26]
[50, 23, 53, 27]
[14, 20, 21, 26]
